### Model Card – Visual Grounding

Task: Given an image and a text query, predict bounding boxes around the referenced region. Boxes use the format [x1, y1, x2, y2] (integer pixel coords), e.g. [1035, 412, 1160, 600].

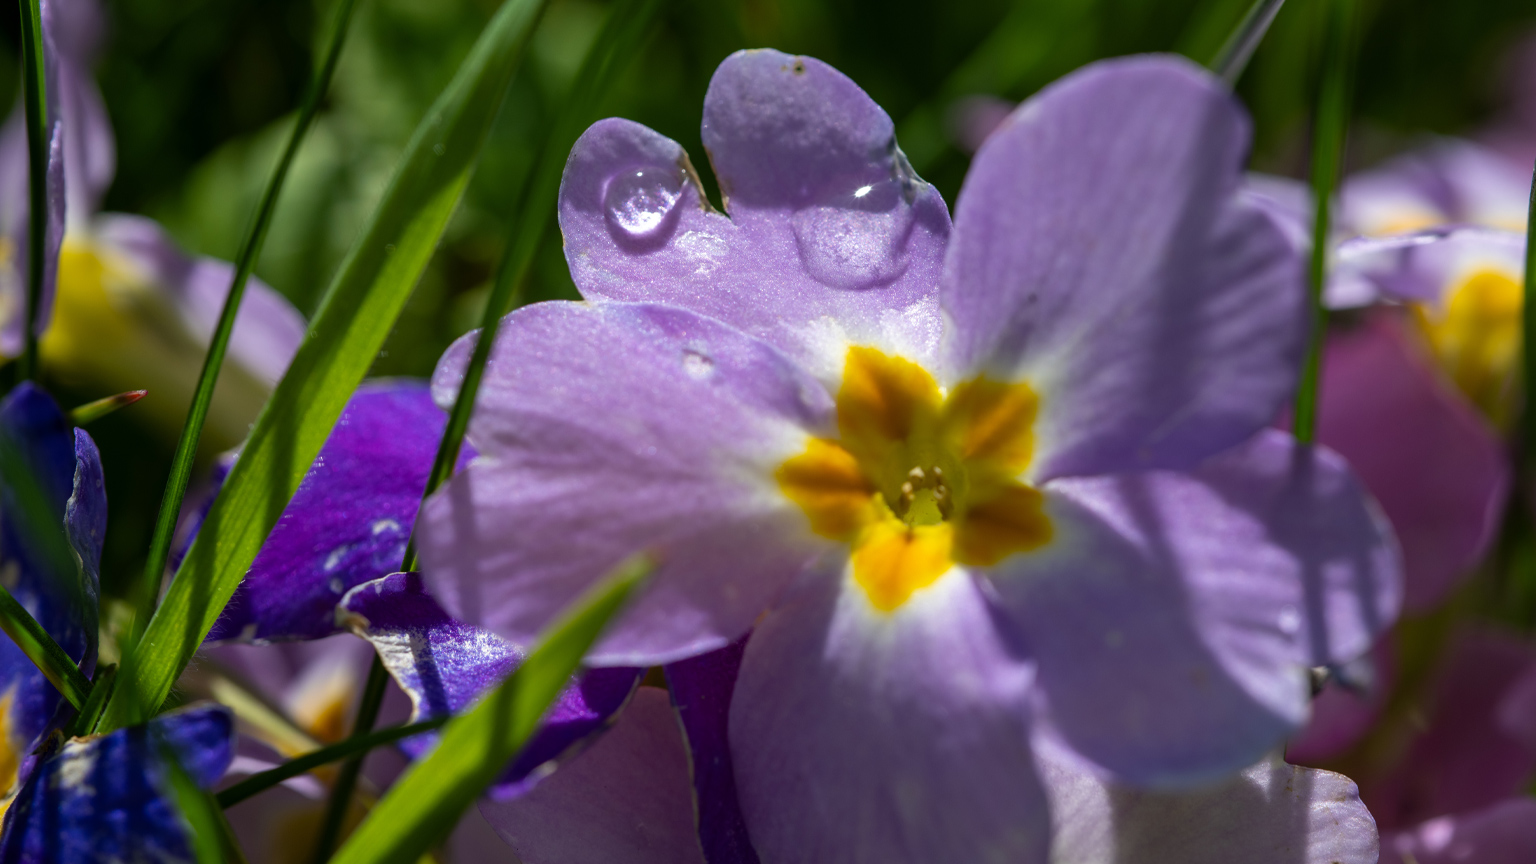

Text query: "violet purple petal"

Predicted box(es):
[729, 567, 1048, 864]
[1039, 743, 1380, 864]
[0, 385, 102, 755]
[92, 213, 306, 386]
[991, 429, 1401, 786]
[941, 55, 1304, 480]
[663, 637, 760, 864]
[339, 572, 641, 799]
[0, 704, 234, 864]
[207, 380, 464, 643]
[419, 301, 831, 666]
[559, 49, 950, 371]
[1315, 313, 1507, 613]
[478, 686, 707, 864]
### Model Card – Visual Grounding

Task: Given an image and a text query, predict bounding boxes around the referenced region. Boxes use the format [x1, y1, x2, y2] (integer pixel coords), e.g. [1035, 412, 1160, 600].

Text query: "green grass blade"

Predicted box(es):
[311, 8, 660, 850]
[405, 0, 661, 570]
[1291, 0, 1357, 444]
[0, 583, 88, 708]
[1209, 0, 1287, 86]
[216, 716, 449, 809]
[98, 0, 550, 734]
[159, 737, 248, 864]
[70, 662, 115, 736]
[329, 556, 652, 864]
[1523, 164, 1536, 470]
[129, 0, 361, 648]
[16, 0, 46, 382]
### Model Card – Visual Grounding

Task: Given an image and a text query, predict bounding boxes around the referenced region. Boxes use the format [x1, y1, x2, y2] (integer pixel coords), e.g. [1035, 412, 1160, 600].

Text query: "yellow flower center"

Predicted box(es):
[776, 346, 1052, 612]
[1413, 267, 1522, 426]
[0, 687, 23, 822]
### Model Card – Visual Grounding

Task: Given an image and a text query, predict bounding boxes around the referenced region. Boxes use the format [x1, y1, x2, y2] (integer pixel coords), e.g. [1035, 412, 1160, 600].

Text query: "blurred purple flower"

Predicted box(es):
[1297, 630, 1536, 864]
[1250, 138, 1526, 616]
[415, 49, 1400, 861]
[10, 0, 306, 447]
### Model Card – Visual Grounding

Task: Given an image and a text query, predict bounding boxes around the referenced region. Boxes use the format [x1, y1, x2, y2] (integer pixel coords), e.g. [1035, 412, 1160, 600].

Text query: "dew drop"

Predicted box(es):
[791, 179, 915, 289]
[604, 166, 683, 244]
[682, 348, 714, 380]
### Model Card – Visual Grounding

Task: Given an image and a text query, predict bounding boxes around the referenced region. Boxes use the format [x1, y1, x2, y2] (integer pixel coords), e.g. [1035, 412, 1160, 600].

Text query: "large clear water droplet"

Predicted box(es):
[791, 179, 915, 290]
[604, 167, 683, 245]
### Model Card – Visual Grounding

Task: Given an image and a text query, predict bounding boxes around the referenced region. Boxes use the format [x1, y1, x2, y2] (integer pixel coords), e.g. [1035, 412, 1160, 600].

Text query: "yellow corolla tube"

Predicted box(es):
[39, 218, 305, 450]
[778, 346, 1052, 612]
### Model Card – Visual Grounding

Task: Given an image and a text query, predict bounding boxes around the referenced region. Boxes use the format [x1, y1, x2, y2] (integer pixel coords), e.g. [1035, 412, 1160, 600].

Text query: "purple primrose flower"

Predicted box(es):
[412, 50, 1401, 861]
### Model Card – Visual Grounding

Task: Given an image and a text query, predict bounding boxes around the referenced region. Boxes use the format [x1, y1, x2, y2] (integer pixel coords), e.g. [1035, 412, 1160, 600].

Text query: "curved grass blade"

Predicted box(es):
[0, 583, 87, 708]
[407, 0, 661, 569]
[216, 716, 449, 809]
[1209, 0, 1287, 86]
[129, 0, 362, 648]
[16, 0, 47, 382]
[329, 556, 651, 864]
[315, 4, 661, 850]
[1291, 0, 1358, 444]
[98, 0, 550, 734]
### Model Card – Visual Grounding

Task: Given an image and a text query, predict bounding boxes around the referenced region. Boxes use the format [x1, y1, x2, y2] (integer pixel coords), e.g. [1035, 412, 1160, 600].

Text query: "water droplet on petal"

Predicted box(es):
[682, 348, 714, 380]
[604, 166, 683, 245]
[792, 179, 915, 289]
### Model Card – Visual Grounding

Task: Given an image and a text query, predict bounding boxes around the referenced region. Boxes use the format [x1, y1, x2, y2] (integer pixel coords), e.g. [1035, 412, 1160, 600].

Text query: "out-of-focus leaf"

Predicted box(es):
[97, 0, 549, 733]
[329, 556, 651, 864]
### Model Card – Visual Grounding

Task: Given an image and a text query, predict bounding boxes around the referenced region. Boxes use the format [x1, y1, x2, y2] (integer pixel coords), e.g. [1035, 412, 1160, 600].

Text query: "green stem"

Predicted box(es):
[1522, 162, 1536, 471]
[1291, 0, 1357, 444]
[0, 583, 89, 709]
[307, 653, 389, 862]
[16, 0, 47, 382]
[218, 715, 448, 810]
[1209, 0, 1287, 86]
[129, 0, 362, 645]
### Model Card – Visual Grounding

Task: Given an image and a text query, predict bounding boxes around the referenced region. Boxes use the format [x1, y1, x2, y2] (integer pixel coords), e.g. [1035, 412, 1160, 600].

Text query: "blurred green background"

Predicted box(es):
[1, 0, 1532, 597]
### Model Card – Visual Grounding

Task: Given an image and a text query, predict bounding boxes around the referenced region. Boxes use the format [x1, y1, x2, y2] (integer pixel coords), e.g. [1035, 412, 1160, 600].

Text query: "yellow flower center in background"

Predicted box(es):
[1414, 268, 1522, 426]
[777, 347, 1052, 612]
[0, 687, 23, 821]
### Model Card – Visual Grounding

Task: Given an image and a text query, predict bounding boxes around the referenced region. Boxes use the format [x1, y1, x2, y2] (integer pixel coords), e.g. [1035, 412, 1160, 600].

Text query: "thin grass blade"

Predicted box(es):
[128, 0, 362, 647]
[1209, 0, 1287, 86]
[98, 0, 549, 734]
[0, 583, 87, 708]
[1522, 164, 1536, 471]
[328, 556, 651, 864]
[16, 0, 47, 382]
[216, 716, 449, 809]
[1291, 0, 1358, 444]
[407, 0, 661, 569]
[311, 9, 659, 851]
